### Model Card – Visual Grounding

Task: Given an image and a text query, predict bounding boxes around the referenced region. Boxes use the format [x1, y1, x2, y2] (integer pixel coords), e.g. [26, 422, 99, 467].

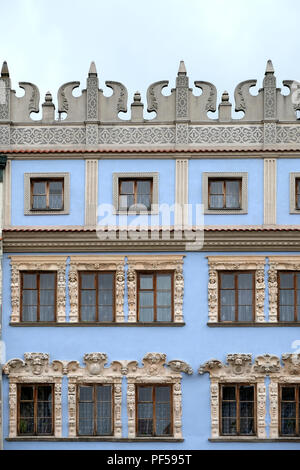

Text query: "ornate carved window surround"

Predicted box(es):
[9, 256, 68, 323]
[126, 353, 192, 440]
[3, 353, 64, 439]
[268, 256, 300, 323]
[202, 172, 248, 215]
[24, 172, 70, 215]
[127, 255, 185, 323]
[207, 256, 266, 324]
[112, 172, 159, 215]
[68, 255, 125, 323]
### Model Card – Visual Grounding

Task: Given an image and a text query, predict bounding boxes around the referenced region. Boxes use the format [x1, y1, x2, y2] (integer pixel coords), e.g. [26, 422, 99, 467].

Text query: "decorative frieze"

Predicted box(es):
[68, 256, 125, 322]
[127, 255, 185, 323]
[9, 256, 68, 323]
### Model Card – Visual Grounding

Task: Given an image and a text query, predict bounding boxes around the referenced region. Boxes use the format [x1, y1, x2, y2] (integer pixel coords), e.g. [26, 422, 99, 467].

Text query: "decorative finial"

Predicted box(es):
[1, 61, 9, 77]
[178, 60, 187, 75]
[265, 59, 274, 75]
[89, 61, 97, 77]
[221, 90, 229, 102]
[133, 91, 141, 103]
[44, 91, 53, 103]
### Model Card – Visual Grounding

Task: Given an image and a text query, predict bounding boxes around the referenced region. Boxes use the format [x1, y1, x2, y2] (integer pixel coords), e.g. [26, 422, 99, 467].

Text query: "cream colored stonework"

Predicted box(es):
[264, 158, 277, 225]
[126, 353, 192, 439]
[207, 256, 266, 323]
[3, 353, 66, 438]
[85, 160, 98, 226]
[9, 256, 68, 323]
[268, 256, 300, 323]
[68, 255, 125, 322]
[127, 255, 185, 323]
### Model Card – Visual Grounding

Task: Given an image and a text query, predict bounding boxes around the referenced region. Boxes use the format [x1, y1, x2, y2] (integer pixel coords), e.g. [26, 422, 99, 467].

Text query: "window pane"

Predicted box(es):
[22, 306, 37, 322]
[98, 290, 113, 306]
[220, 290, 235, 306]
[225, 180, 240, 208]
[79, 386, 93, 401]
[139, 274, 153, 289]
[37, 386, 52, 402]
[240, 418, 255, 435]
[97, 418, 112, 435]
[157, 291, 171, 307]
[20, 402, 34, 417]
[220, 305, 235, 322]
[19, 418, 34, 434]
[280, 290, 294, 305]
[222, 401, 236, 417]
[22, 273, 37, 289]
[156, 420, 171, 436]
[40, 273, 55, 289]
[156, 386, 171, 402]
[79, 402, 94, 421]
[39, 306, 55, 322]
[98, 306, 113, 322]
[136, 194, 151, 209]
[222, 418, 236, 435]
[222, 386, 236, 400]
[139, 308, 154, 322]
[33, 181, 46, 195]
[97, 385, 112, 402]
[97, 401, 111, 420]
[280, 273, 294, 289]
[78, 419, 94, 436]
[119, 194, 134, 209]
[120, 181, 134, 194]
[210, 181, 223, 194]
[157, 274, 171, 289]
[49, 194, 63, 209]
[138, 403, 153, 419]
[98, 273, 113, 289]
[40, 290, 55, 306]
[137, 180, 151, 194]
[282, 387, 295, 401]
[37, 402, 52, 417]
[81, 273, 95, 289]
[32, 195, 46, 209]
[220, 273, 235, 289]
[22, 290, 37, 305]
[279, 306, 294, 322]
[138, 419, 153, 435]
[238, 273, 252, 289]
[37, 418, 53, 434]
[139, 291, 154, 307]
[209, 195, 223, 209]
[240, 385, 254, 401]
[238, 305, 253, 321]
[138, 387, 152, 402]
[20, 386, 34, 401]
[156, 403, 171, 419]
[80, 306, 96, 321]
[81, 290, 96, 305]
[156, 307, 171, 322]
[238, 290, 253, 305]
[281, 402, 296, 418]
[281, 419, 296, 435]
[240, 402, 254, 418]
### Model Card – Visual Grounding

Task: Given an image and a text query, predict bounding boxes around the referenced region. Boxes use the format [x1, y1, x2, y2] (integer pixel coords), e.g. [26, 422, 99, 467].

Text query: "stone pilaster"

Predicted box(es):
[264, 158, 277, 225]
[175, 159, 189, 226]
[85, 159, 98, 226]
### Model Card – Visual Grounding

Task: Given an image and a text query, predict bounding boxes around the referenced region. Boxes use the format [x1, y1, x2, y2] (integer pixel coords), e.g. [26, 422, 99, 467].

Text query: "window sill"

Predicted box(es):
[25, 210, 69, 216]
[6, 437, 184, 442]
[209, 437, 300, 443]
[10, 322, 185, 327]
[207, 322, 300, 327]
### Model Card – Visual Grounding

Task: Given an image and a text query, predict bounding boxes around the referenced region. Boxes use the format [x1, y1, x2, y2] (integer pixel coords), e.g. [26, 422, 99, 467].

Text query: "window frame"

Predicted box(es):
[135, 384, 173, 438]
[20, 271, 57, 323]
[277, 271, 300, 323]
[76, 383, 114, 437]
[218, 270, 256, 323]
[17, 383, 54, 436]
[113, 172, 159, 214]
[118, 177, 153, 212]
[289, 173, 300, 214]
[137, 270, 174, 323]
[208, 178, 242, 210]
[202, 172, 248, 215]
[24, 172, 70, 215]
[219, 383, 257, 437]
[30, 177, 64, 212]
[78, 271, 116, 323]
[279, 384, 300, 437]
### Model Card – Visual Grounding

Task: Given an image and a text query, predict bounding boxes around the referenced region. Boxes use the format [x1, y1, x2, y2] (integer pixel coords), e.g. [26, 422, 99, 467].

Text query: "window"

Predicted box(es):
[24, 173, 70, 215]
[220, 384, 256, 436]
[137, 272, 173, 322]
[136, 385, 172, 437]
[77, 384, 113, 436]
[296, 179, 300, 210]
[209, 179, 241, 210]
[219, 271, 255, 322]
[289, 173, 300, 213]
[18, 384, 54, 436]
[119, 178, 152, 211]
[21, 272, 56, 322]
[202, 172, 248, 214]
[113, 172, 159, 214]
[79, 272, 115, 322]
[31, 178, 63, 210]
[279, 385, 300, 436]
[278, 272, 300, 322]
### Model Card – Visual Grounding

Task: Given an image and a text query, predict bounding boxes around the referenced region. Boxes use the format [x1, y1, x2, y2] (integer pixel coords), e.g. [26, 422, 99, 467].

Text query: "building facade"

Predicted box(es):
[1, 59, 300, 449]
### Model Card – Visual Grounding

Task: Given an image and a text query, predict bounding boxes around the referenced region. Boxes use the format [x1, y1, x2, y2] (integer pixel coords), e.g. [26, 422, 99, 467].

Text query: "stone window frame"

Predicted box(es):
[289, 172, 300, 214]
[207, 256, 266, 324]
[24, 172, 70, 215]
[112, 172, 159, 215]
[3, 353, 64, 439]
[68, 256, 125, 323]
[198, 353, 282, 440]
[127, 255, 185, 323]
[9, 256, 68, 323]
[66, 353, 124, 439]
[202, 172, 248, 215]
[268, 256, 300, 323]
[126, 353, 192, 440]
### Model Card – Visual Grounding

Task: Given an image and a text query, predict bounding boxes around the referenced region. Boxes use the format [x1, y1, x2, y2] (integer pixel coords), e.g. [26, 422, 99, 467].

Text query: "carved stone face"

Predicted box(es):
[31, 359, 44, 375]
[127, 271, 135, 282]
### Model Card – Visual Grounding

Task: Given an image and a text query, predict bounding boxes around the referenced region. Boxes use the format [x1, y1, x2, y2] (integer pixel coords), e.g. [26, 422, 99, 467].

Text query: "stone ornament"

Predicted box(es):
[207, 256, 266, 323]
[68, 255, 125, 323]
[3, 353, 66, 438]
[126, 255, 185, 323]
[9, 256, 68, 323]
[126, 352, 192, 439]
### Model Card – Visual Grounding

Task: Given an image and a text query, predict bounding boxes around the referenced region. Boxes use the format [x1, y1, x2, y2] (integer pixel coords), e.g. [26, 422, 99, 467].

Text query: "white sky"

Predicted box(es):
[1, 0, 300, 119]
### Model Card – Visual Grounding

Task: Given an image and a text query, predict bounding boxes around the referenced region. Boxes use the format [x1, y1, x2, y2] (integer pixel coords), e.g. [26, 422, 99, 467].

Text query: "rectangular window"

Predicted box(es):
[119, 178, 152, 211]
[138, 272, 173, 322]
[79, 272, 115, 322]
[136, 385, 172, 437]
[77, 384, 113, 436]
[278, 272, 300, 322]
[208, 179, 241, 210]
[31, 178, 64, 211]
[21, 272, 56, 322]
[18, 384, 53, 435]
[220, 384, 256, 436]
[280, 385, 300, 436]
[219, 271, 254, 322]
[296, 179, 300, 210]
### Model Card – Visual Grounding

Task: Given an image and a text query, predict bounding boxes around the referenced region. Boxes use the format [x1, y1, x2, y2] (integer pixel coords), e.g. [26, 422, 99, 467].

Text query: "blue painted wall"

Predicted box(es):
[3, 250, 300, 450]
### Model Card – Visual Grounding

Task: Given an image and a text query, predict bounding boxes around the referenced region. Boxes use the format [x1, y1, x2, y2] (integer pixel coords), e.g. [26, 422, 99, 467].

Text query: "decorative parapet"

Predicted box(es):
[207, 256, 266, 323]
[9, 256, 68, 323]
[126, 352, 192, 439]
[126, 255, 185, 323]
[68, 255, 125, 323]
[3, 353, 66, 438]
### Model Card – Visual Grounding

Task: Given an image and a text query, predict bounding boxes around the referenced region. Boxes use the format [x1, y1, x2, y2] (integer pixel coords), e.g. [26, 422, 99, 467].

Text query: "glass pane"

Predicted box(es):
[240, 386, 254, 401]
[22, 273, 37, 289]
[281, 419, 296, 435]
[222, 402, 236, 417]
[222, 386, 236, 400]
[78, 419, 94, 435]
[238, 290, 253, 305]
[19, 418, 34, 434]
[98, 290, 113, 306]
[80, 273, 95, 289]
[138, 403, 153, 419]
[139, 308, 154, 322]
[157, 274, 171, 289]
[220, 290, 235, 306]
[138, 387, 152, 402]
[220, 273, 235, 289]
[282, 387, 295, 401]
[40, 290, 55, 305]
[238, 273, 253, 289]
[22, 290, 37, 305]
[139, 291, 154, 307]
[281, 402, 296, 418]
[210, 181, 223, 194]
[156, 307, 171, 322]
[98, 273, 113, 289]
[137, 180, 151, 194]
[80, 306, 96, 321]
[79, 386, 93, 401]
[156, 386, 170, 402]
[139, 274, 153, 289]
[238, 305, 253, 321]
[279, 306, 294, 322]
[157, 291, 171, 307]
[97, 402, 111, 419]
[49, 181, 62, 193]
[49, 194, 63, 209]
[240, 402, 254, 418]
[32, 195, 46, 209]
[20, 386, 33, 401]
[37, 386, 52, 401]
[81, 290, 96, 305]
[22, 306, 37, 322]
[136, 194, 151, 209]
[39, 306, 55, 322]
[37, 418, 53, 434]
[40, 273, 55, 289]
[209, 195, 223, 209]
[297, 195, 300, 209]
[33, 181, 46, 195]
[120, 181, 134, 194]
[98, 306, 113, 322]
[280, 273, 294, 289]
[156, 420, 171, 436]
[240, 418, 255, 435]
[97, 385, 112, 402]
[225, 180, 240, 208]
[138, 419, 153, 435]
[37, 402, 52, 417]
[220, 305, 235, 322]
[222, 418, 236, 435]
[20, 402, 34, 417]
[97, 418, 112, 435]
[79, 402, 94, 420]
[119, 194, 133, 209]
[280, 290, 294, 305]
[156, 403, 171, 419]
